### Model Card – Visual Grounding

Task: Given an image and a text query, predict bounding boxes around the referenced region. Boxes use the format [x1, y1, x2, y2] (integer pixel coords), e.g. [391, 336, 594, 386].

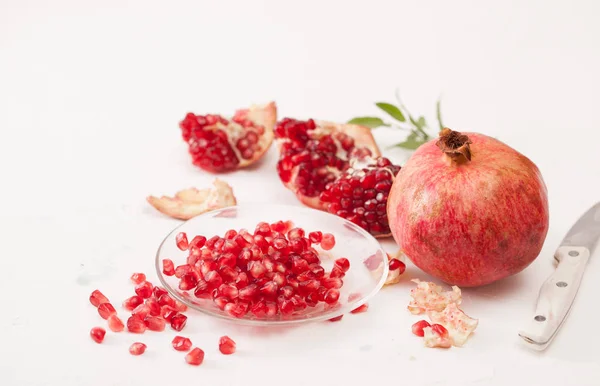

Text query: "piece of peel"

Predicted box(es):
[364, 250, 405, 286]
[423, 326, 452, 349]
[427, 303, 478, 347]
[407, 279, 461, 315]
[146, 179, 236, 220]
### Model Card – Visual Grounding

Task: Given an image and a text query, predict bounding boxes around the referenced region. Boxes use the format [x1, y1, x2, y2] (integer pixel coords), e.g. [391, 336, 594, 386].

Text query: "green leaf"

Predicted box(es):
[375, 102, 406, 122]
[436, 99, 444, 131]
[417, 116, 426, 129]
[347, 117, 388, 129]
[393, 132, 425, 150]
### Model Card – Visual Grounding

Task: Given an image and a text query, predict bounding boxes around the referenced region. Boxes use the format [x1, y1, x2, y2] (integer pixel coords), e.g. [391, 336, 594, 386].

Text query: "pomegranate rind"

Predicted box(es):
[407, 279, 461, 315]
[233, 102, 277, 167]
[147, 178, 237, 220]
[423, 326, 452, 349]
[366, 250, 406, 286]
[427, 303, 478, 347]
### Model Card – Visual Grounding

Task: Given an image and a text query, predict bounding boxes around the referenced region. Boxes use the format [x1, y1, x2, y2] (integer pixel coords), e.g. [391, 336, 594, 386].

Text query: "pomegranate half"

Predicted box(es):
[387, 128, 549, 287]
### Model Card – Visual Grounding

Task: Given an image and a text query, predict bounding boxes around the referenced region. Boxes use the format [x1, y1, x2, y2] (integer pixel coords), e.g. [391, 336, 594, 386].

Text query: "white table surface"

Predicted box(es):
[2, 1, 600, 385]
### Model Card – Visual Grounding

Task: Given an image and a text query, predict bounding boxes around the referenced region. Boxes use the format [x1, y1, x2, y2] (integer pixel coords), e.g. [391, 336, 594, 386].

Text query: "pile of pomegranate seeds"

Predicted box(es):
[165, 221, 348, 320]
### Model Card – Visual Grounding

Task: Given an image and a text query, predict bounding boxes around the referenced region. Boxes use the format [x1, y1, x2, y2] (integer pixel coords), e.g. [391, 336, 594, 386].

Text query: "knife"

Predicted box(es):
[518, 201, 600, 351]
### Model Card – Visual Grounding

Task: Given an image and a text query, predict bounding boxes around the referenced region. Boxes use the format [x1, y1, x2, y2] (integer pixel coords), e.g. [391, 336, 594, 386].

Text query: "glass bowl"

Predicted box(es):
[155, 203, 388, 326]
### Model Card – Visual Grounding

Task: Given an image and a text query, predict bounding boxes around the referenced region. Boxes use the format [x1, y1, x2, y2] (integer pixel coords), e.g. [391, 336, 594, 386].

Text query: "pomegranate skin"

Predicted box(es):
[387, 132, 549, 287]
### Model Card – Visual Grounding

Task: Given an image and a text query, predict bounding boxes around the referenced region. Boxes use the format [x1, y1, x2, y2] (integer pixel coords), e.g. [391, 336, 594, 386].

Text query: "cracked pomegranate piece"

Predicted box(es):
[179, 102, 277, 173]
[423, 324, 452, 349]
[147, 179, 237, 221]
[274, 118, 400, 237]
[89, 290, 109, 307]
[407, 279, 462, 315]
[129, 342, 147, 356]
[218, 336, 236, 355]
[427, 303, 478, 347]
[185, 348, 205, 366]
[172, 336, 193, 352]
[90, 327, 106, 343]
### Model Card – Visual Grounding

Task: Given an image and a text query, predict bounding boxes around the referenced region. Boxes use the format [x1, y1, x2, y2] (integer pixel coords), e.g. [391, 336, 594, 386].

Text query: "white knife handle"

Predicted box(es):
[518, 246, 590, 350]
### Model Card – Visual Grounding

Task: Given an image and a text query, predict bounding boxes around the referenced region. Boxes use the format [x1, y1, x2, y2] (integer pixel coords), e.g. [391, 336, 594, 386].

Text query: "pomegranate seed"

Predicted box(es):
[298, 279, 320, 295]
[172, 336, 193, 351]
[272, 237, 288, 250]
[127, 316, 147, 333]
[265, 301, 278, 317]
[123, 295, 144, 311]
[97, 303, 116, 320]
[194, 279, 210, 298]
[218, 283, 239, 300]
[321, 233, 335, 250]
[306, 291, 319, 306]
[288, 227, 305, 239]
[389, 258, 406, 274]
[132, 304, 151, 320]
[291, 294, 307, 311]
[130, 273, 146, 284]
[90, 327, 106, 343]
[254, 222, 271, 236]
[324, 288, 340, 304]
[107, 315, 125, 332]
[224, 229, 238, 239]
[162, 259, 175, 276]
[145, 299, 161, 316]
[175, 264, 191, 278]
[219, 336, 236, 355]
[350, 304, 369, 314]
[185, 348, 205, 366]
[322, 277, 343, 289]
[129, 342, 147, 356]
[328, 315, 343, 322]
[170, 313, 188, 331]
[431, 323, 449, 338]
[270, 221, 286, 233]
[225, 302, 248, 318]
[329, 266, 345, 278]
[412, 320, 431, 337]
[310, 264, 325, 278]
[291, 257, 310, 275]
[179, 273, 198, 291]
[308, 231, 322, 243]
[158, 293, 176, 309]
[89, 290, 109, 307]
[248, 261, 267, 279]
[219, 265, 238, 282]
[176, 232, 189, 250]
[278, 298, 294, 315]
[260, 281, 278, 298]
[175, 300, 188, 312]
[301, 251, 320, 264]
[279, 285, 295, 299]
[153, 286, 168, 299]
[145, 316, 166, 331]
[135, 281, 153, 299]
[214, 296, 229, 310]
[204, 270, 224, 288]
[253, 235, 269, 252]
[218, 252, 237, 269]
[272, 272, 286, 287]
[334, 257, 350, 272]
[250, 301, 267, 317]
[163, 309, 178, 322]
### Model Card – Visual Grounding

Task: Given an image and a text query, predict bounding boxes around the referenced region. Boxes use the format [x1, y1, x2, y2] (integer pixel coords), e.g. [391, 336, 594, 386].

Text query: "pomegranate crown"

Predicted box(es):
[436, 128, 472, 163]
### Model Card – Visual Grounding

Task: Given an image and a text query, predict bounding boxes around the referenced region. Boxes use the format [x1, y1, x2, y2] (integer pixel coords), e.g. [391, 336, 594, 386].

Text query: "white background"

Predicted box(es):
[1, 0, 600, 385]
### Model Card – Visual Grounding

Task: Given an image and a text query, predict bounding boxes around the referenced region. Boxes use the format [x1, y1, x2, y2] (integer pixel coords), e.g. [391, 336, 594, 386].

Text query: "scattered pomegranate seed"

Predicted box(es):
[185, 348, 205, 366]
[130, 273, 146, 284]
[334, 258, 350, 273]
[320, 233, 335, 250]
[135, 281, 153, 299]
[127, 316, 147, 333]
[145, 299, 161, 316]
[176, 232, 189, 251]
[89, 290, 109, 307]
[219, 336, 236, 355]
[132, 304, 150, 319]
[144, 316, 166, 331]
[163, 309, 178, 322]
[431, 323, 449, 338]
[170, 313, 187, 331]
[162, 259, 175, 276]
[123, 295, 144, 311]
[350, 304, 369, 314]
[90, 327, 106, 343]
[107, 315, 125, 332]
[190, 235, 207, 249]
[324, 289, 340, 305]
[172, 336, 193, 352]
[153, 286, 168, 299]
[412, 320, 431, 337]
[97, 303, 117, 320]
[129, 342, 147, 356]
[308, 231, 322, 243]
[328, 315, 344, 322]
[388, 258, 405, 272]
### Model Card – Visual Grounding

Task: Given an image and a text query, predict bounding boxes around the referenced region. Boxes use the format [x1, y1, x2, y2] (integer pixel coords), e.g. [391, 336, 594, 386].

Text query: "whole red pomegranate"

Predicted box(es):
[387, 128, 549, 287]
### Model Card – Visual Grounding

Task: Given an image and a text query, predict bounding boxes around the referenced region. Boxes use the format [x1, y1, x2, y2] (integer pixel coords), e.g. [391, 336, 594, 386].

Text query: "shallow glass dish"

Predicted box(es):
[155, 203, 388, 326]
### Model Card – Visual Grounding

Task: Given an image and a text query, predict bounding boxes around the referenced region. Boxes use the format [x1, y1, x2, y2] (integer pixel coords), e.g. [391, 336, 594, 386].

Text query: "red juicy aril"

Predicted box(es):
[388, 128, 549, 287]
[179, 102, 277, 173]
[168, 222, 347, 319]
[274, 118, 400, 237]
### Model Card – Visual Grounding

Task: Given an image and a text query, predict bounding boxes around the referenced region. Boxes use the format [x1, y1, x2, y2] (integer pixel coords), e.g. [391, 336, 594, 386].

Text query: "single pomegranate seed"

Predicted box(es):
[248, 261, 267, 279]
[107, 315, 125, 332]
[322, 277, 343, 289]
[219, 336, 236, 355]
[431, 323, 449, 338]
[214, 296, 229, 310]
[328, 315, 344, 322]
[190, 235, 207, 249]
[130, 273, 146, 284]
[170, 313, 188, 331]
[145, 316, 166, 331]
[97, 303, 117, 320]
[334, 258, 350, 273]
[278, 298, 294, 315]
[153, 286, 168, 299]
[291, 257, 310, 275]
[279, 285, 295, 299]
[132, 304, 151, 319]
[194, 279, 210, 298]
[89, 290, 109, 307]
[176, 232, 189, 250]
[259, 281, 278, 298]
[162, 259, 175, 276]
[218, 283, 239, 300]
[185, 348, 205, 366]
[163, 309, 178, 322]
[204, 270, 224, 288]
[250, 301, 267, 317]
[265, 301, 278, 317]
[90, 327, 106, 343]
[389, 258, 406, 274]
[175, 264, 191, 279]
[225, 302, 248, 318]
[288, 227, 305, 239]
[324, 288, 340, 305]
[254, 222, 271, 236]
[308, 231, 322, 243]
[145, 299, 161, 316]
[350, 304, 369, 314]
[310, 264, 325, 278]
[412, 320, 431, 337]
[127, 316, 147, 333]
[301, 250, 320, 264]
[175, 300, 188, 312]
[224, 229, 238, 239]
[179, 273, 198, 291]
[135, 281, 153, 299]
[172, 336, 193, 352]
[320, 233, 335, 250]
[129, 342, 147, 356]
[218, 252, 237, 268]
[272, 237, 288, 250]
[272, 272, 286, 287]
[158, 293, 176, 309]
[329, 266, 345, 278]
[123, 295, 144, 311]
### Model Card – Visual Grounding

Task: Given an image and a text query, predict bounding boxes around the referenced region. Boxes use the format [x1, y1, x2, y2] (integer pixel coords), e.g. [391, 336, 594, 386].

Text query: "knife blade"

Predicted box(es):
[518, 201, 600, 350]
